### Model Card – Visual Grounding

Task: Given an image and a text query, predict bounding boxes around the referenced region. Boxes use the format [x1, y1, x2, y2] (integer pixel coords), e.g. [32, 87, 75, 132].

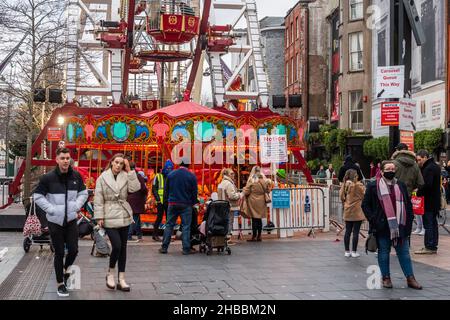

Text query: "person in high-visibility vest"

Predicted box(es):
[152, 160, 174, 241]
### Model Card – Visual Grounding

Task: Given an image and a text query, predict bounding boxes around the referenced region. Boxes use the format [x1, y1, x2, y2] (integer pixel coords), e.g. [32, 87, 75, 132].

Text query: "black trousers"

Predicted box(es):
[153, 203, 167, 237]
[423, 211, 439, 251]
[105, 226, 129, 273]
[48, 220, 79, 284]
[344, 221, 362, 252]
[251, 218, 262, 237]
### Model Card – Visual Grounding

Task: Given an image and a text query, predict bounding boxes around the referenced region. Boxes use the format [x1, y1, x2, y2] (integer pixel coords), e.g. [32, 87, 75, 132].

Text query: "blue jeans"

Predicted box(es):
[162, 205, 192, 253]
[377, 235, 414, 278]
[128, 214, 142, 239]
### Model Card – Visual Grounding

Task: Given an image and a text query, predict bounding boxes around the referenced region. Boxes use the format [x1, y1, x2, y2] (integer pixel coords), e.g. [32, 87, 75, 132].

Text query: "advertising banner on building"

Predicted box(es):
[260, 135, 288, 164]
[414, 87, 446, 131]
[330, 10, 340, 122]
[376, 66, 405, 99]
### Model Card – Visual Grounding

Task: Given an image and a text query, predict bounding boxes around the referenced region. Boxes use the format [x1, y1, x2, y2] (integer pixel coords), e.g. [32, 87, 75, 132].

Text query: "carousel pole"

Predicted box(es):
[88, 149, 93, 180]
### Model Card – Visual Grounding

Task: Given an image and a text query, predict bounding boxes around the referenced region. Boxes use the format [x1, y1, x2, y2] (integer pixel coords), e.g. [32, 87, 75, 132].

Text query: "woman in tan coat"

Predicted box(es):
[94, 153, 141, 291]
[217, 168, 242, 242]
[243, 172, 270, 242]
[339, 169, 366, 258]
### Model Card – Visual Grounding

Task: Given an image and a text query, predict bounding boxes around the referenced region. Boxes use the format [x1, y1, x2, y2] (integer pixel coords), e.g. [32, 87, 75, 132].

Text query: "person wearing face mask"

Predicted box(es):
[94, 153, 141, 292]
[362, 161, 422, 290]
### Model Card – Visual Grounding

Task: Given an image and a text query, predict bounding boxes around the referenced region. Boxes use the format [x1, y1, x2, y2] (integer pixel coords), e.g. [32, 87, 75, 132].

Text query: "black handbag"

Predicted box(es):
[365, 232, 377, 254]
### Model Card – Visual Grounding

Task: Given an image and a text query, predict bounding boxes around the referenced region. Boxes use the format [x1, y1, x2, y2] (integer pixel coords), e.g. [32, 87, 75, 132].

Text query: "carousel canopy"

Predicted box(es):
[141, 101, 236, 119]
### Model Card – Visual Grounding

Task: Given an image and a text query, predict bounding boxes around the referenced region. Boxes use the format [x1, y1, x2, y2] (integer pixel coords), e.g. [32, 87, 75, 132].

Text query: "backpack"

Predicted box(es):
[91, 228, 110, 257]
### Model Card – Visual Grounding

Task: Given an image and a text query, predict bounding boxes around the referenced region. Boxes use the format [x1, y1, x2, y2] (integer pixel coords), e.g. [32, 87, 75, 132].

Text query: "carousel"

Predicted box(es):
[53, 100, 311, 229]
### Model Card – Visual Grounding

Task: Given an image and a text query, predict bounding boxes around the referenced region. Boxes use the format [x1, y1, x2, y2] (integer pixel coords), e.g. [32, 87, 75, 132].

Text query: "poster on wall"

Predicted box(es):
[413, 88, 446, 131]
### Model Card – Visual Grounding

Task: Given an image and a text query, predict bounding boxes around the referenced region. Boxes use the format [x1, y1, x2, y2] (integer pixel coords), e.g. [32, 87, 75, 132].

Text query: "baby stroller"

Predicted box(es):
[23, 198, 54, 253]
[199, 200, 231, 255]
[78, 191, 95, 240]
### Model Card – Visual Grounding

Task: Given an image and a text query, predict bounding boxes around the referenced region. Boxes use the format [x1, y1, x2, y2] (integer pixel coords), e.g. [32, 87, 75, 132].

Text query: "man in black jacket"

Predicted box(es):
[415, 150, 441, 254]
[338, 155, 363, 182]
[34, 147, 88, 297]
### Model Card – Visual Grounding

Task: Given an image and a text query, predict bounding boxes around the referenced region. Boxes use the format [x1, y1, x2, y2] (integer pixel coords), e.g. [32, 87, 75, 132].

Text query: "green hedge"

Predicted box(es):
[363, 136, 389, 161]
[414, 128, 443, 154]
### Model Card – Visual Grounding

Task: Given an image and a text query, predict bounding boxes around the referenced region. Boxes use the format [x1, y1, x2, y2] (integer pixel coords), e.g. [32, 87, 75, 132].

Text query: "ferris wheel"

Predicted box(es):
[66, 0, 270, 110]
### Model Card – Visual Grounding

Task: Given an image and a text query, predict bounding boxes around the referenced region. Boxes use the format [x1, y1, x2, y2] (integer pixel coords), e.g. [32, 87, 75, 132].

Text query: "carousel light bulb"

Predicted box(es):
[57, 115, 65, 125]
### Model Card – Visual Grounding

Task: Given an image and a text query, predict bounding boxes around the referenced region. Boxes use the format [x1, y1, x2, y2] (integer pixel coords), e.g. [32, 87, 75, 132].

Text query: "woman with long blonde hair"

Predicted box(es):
[94, 153, 141, 291]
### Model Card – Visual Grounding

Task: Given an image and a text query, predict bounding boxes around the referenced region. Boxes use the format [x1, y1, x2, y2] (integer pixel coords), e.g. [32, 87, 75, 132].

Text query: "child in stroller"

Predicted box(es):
[198, 198, 231, 255]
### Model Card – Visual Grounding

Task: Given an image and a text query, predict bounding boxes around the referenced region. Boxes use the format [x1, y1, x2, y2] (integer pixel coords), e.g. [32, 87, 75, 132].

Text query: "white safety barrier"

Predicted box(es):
[271, 187, 329, 238]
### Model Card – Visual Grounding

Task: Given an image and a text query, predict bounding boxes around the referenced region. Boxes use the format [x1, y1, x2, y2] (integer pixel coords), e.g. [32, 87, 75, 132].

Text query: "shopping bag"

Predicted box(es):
[23, 200, 42, 237]
[411, 195, 424, 216]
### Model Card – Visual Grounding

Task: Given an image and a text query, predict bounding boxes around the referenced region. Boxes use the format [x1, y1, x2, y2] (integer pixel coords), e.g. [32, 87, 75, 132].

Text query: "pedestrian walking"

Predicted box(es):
[338, 155, 363, 182]
[159, 162, 198, 255]
[391, 143, 425, 235]
[415, 150, 441, 254]
[326, 164, 335, 180]
[152, 160, 174, 241]
[370, 162, 377, 179]
[94, 153, 141, 291]
[362, 161, 422, 290]
[127, 163, 148, 242]
[34, 147, 88, 297]
[217, 168, 242, 244]
[243, 168, 270, 242]
[339, 169, 365, 258]
[317, 165, 327, 183]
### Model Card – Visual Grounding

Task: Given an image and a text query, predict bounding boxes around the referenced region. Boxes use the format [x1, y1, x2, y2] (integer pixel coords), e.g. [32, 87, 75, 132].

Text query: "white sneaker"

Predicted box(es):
[344, 252, 351, 257]
[351, 252, 360, 258]
[419, 230, 425, 236]
[412, 229, 422, 235]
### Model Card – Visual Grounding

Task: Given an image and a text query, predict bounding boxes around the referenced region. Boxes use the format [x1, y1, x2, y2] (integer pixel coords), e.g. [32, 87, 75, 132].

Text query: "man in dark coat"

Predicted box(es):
[338, 155, 363, 182]
[127, 162, 148, 242]
[415, 150, 441, 254]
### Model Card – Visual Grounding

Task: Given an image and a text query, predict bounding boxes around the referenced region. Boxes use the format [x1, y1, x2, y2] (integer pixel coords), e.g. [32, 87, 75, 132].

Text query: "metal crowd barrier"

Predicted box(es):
[328, 183, 369, 237]
[0, 178, 13, 207]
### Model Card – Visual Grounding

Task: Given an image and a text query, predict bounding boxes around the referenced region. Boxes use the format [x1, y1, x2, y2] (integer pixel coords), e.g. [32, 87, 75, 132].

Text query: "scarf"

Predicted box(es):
[376, 174, 406, 244]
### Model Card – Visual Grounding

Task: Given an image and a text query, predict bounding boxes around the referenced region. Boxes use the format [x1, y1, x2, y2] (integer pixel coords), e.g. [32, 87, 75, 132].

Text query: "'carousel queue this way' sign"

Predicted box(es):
[260, 134, 288, 164]
[376, 66, 405, 99]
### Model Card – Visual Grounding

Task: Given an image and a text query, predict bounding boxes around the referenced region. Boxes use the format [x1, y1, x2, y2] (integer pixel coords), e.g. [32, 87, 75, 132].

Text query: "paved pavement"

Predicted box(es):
[1, 228, 449, 300]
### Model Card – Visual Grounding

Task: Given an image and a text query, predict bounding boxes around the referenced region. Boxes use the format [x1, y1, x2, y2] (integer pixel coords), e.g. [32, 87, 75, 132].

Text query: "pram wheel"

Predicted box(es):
[23, 238, 31, 253]
[226, 248, 231, 255]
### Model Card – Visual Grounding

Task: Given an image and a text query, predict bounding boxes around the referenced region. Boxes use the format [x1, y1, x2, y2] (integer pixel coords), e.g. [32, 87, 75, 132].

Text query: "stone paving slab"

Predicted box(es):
[2, 230, 450, 300]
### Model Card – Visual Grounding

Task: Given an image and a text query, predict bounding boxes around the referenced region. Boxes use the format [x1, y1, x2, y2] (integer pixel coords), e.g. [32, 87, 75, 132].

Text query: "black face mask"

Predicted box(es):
[383, 171, 396, 180]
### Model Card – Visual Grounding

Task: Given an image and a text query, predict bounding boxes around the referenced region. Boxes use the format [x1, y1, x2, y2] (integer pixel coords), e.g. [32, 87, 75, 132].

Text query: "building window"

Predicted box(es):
[286, 27, 289, 47]
[339, 0, 344, 24]
[286, 62, 289, 87]
[296, 17, 299, 39]
[349, 32, 363, 71]
[296, 53, 299, 82]
[350, 91, 363, 131]
[290, 22, 293, 44]
[291, 58, 294, 83]
[350, 0, 364, 21]
[339, 38, 343, 74]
